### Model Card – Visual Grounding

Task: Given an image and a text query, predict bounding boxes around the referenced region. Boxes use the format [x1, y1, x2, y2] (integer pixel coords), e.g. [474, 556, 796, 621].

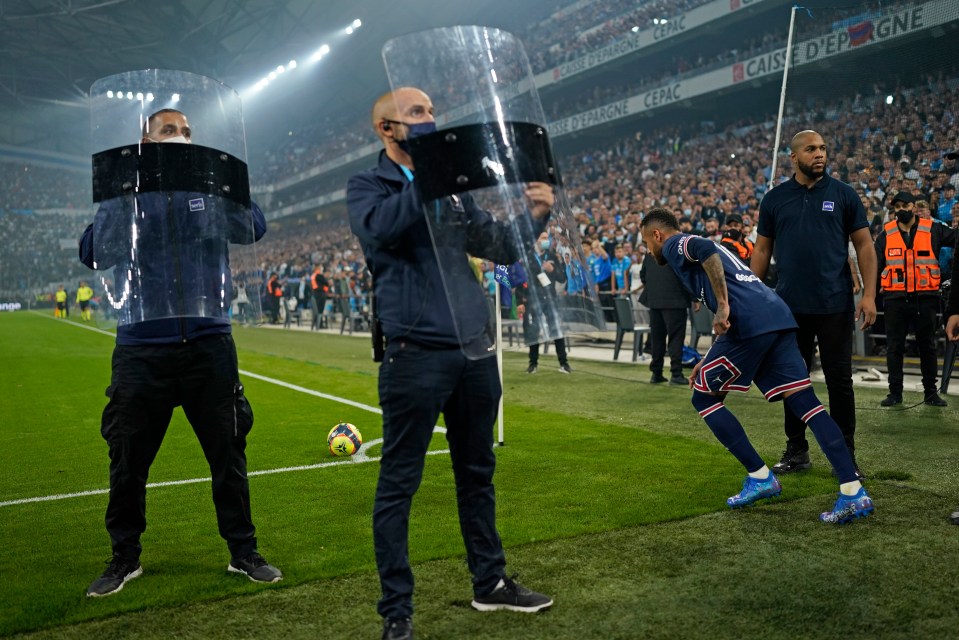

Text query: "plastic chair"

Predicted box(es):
[613, 297, 650, 362]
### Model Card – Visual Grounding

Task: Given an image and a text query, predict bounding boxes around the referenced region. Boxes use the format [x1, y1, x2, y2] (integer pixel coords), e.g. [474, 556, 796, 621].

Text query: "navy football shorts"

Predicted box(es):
[692, 330, 811, 401]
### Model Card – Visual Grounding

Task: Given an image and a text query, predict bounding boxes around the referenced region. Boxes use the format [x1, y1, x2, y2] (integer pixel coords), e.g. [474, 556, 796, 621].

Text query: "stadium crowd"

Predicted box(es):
[243, 71, 959, 332]
[251, 0, 906, 184]
[0, 162, 91, 303]
[6, 0, 958, 333]
[8, 69, 959, 322]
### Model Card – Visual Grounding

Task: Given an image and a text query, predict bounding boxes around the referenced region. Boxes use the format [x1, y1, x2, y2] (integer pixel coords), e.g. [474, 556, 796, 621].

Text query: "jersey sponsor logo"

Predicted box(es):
[822, 201, 835, 212]
[189, 198, 205, 211]
[735, 272, 761, 283]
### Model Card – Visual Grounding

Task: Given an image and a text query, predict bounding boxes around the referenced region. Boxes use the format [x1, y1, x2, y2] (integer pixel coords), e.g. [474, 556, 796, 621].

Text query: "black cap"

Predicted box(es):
[944, 150, 959, 160]
[725, 213, 744, 225]
[890, 191, 915, 205]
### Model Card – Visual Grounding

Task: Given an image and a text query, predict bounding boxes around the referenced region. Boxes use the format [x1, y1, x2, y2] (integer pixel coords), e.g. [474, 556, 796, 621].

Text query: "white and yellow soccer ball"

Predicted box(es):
[328, 422, 363, 457]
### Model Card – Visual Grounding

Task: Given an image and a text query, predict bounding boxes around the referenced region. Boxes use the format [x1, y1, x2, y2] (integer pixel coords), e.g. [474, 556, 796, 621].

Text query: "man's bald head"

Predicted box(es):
[371, 87, 433, 141]
[790, 130, 822, 154]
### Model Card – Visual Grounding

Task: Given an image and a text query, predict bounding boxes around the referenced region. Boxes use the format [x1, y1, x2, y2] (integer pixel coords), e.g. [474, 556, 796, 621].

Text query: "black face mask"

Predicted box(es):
[395, 122, 437, 154]
[895, 209, 914, 225]
[722, 229, 742, 242]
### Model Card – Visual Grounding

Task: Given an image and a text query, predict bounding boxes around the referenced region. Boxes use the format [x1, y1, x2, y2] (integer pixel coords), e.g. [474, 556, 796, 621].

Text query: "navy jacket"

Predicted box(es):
[79, 191, 266, 345]
[347, 151, 540, 348]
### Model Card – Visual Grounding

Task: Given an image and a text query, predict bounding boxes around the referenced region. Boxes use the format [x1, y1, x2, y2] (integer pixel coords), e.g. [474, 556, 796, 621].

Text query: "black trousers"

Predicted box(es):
[785, 311, 856, 452]
[649, 307, 687, 378]
[311, 294, 327, 329]
[523, 305, 568, 367]
[374, 339, 505, 619]
[884, 295, 940, 394]
[100, 334, 257, 561]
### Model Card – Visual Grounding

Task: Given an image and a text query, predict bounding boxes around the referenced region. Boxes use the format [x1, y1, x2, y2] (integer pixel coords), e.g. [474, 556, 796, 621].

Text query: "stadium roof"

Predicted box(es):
[0, 0, 552, 156]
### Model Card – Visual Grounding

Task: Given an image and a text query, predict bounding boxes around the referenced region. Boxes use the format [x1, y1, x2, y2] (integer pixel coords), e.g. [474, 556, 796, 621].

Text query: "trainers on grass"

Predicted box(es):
[820, 487, 874, 524]
[86, 555, 142, 597]
[471, 575, 553, 612]
[727, 473, 782, 508]
[228, 552, 283, 583]
[382, 617, 413, 640]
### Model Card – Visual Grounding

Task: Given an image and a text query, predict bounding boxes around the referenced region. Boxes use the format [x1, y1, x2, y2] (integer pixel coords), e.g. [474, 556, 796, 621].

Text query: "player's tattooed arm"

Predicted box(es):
[702, 254, 731, 335]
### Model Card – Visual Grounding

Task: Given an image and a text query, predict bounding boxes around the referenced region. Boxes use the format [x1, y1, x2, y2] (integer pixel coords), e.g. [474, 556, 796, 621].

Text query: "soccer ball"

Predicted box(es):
[328, 422, 363, 457]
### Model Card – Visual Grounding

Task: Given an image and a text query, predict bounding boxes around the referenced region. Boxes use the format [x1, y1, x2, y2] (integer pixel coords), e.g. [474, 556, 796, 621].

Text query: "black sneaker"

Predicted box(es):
[228, 552, 283, 583]
[558, 364, 572, 374]
[86, 555, 142, 597]
[880, 393, 902, 407]
[924, 392, 948, 407]
[526, 364, 537, 374]
[650, 374, 668, 384]
[382, 617, 413, 640]
[771, 444, 811, 474]
[669, 375, 687, 386]
[471, 575, 553, 612]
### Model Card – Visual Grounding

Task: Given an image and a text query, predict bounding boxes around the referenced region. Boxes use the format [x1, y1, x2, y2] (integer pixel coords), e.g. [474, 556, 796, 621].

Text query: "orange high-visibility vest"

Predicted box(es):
[880, 218, 940, 292]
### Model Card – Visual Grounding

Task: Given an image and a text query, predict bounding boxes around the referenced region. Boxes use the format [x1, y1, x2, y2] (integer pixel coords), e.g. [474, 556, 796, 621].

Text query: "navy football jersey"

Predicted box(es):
[662, 233, 797, 340]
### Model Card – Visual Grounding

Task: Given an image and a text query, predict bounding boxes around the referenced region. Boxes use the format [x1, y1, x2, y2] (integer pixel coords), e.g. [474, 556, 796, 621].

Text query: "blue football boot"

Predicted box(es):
[820, 487, 874, 524]
[727, 473, 782, 508]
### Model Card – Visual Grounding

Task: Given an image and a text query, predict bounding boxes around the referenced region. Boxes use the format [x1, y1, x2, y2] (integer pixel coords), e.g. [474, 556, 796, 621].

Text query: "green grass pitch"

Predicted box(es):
[2, 311, 959, 639]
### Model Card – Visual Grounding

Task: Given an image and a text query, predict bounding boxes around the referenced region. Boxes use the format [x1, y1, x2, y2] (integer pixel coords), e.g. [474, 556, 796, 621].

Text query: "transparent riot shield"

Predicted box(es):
[382, 26, 605, 359]
[87, 69, 262, 328]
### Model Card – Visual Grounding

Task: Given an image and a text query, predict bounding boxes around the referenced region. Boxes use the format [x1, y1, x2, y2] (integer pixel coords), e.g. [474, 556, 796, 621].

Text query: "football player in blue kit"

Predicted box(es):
[639, 208, 873, 523]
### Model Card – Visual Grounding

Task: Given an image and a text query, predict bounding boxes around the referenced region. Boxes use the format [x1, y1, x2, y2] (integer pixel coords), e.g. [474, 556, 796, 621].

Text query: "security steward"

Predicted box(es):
[347, 86, 554, 640]
[875, 191, 957, 407]
[719, 213, 754, 265]
[310, 264, 329, 330]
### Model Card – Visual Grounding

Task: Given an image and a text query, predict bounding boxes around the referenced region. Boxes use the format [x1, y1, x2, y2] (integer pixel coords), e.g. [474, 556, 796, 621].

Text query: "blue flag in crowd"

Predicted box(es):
[493, 262, 527, 310]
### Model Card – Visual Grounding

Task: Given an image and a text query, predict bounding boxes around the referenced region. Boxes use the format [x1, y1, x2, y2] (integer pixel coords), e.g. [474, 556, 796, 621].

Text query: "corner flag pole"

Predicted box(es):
[769, 5, 799, 190]
[495, 283, 505, 446]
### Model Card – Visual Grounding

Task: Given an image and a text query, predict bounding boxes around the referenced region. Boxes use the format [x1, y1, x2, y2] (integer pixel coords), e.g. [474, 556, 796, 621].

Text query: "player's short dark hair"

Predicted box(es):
[640, 208, 680, 231]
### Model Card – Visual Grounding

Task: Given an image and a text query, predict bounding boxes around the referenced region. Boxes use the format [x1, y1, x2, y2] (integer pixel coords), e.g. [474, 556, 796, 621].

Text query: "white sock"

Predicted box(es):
[840, 481, 862, 496]
[748, 465, 770, 480]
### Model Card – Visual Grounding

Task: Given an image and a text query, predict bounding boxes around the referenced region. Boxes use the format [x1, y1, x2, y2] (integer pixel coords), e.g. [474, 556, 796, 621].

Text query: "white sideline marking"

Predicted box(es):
[238, 370, 383, 415]
[7, 312, 451, 508]
[0, 444, 454, 508]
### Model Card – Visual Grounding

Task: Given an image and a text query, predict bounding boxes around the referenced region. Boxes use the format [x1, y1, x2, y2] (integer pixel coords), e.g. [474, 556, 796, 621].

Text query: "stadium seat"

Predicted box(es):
[612, 296, 649, 363]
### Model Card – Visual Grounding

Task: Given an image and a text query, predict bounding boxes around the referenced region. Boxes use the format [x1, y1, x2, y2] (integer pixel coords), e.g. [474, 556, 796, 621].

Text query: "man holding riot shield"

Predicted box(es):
[79, 71, 280, 597]
[348, 85, 555, 639]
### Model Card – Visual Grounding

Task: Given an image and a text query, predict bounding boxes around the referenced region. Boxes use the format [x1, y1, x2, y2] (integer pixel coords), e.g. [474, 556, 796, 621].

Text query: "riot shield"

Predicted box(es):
[87, 69, 262, 327]
[382, 26, 605, 359]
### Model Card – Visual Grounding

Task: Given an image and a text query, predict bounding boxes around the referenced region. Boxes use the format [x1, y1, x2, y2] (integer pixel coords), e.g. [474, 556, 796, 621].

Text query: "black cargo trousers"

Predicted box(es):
[100, 334, 258, 561]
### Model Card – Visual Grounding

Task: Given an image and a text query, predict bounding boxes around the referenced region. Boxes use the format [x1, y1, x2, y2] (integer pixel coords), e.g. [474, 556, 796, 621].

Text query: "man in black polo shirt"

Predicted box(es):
[751, 130, 877, 479]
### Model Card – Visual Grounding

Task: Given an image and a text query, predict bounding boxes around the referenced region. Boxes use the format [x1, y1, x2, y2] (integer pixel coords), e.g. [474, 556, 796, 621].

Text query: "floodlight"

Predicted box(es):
[107, 90, 114, 98]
